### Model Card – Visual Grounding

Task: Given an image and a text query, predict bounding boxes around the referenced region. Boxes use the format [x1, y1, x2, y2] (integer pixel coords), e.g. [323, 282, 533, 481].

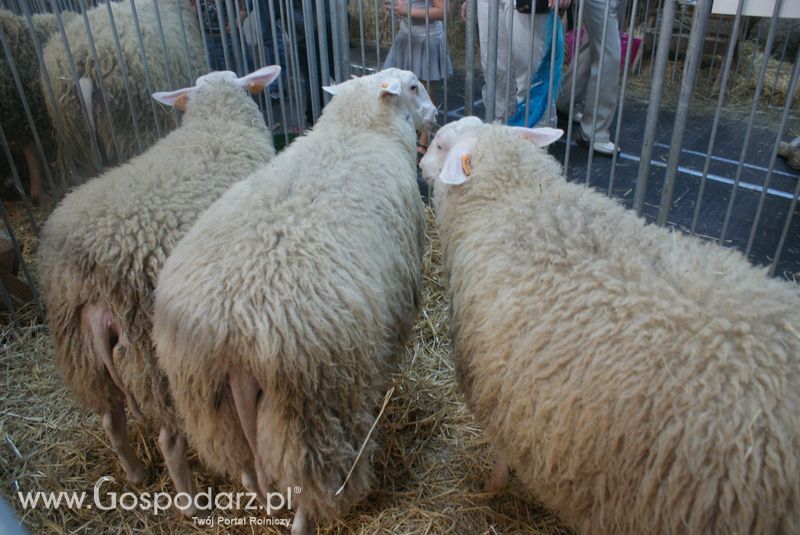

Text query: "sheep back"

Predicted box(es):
[436, 126, 800, 534]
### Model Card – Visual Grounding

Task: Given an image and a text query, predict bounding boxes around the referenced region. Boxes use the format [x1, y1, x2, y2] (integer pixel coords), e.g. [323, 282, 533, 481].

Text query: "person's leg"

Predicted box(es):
[511, 10, 552, 125]
[557, 22, 591, 116]
[477, 0, 491, 108]
[491, 0, 513, 120]
[579, 0, 620, 144]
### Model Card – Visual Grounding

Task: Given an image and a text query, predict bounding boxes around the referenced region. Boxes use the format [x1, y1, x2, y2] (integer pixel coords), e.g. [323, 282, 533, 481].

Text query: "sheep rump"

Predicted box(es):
[38, 79, 276, 428]
[41, 0, 206, 178]
[153, 73, 425, 523]
[434, 125, 800, 534]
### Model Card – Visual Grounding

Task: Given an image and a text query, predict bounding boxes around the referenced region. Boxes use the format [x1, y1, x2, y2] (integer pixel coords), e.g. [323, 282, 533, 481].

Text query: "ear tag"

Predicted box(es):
[461, 155, 472, 176]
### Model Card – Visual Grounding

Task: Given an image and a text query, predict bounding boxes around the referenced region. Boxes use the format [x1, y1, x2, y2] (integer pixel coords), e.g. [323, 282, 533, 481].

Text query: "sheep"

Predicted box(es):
[778, 135, 800, 170]
[40, 0, 207, 179]
[37, 65, 282, 515]
[0, 9, 75, 202]
[420, 117, 800, 534]
[151, 68, 437, 534]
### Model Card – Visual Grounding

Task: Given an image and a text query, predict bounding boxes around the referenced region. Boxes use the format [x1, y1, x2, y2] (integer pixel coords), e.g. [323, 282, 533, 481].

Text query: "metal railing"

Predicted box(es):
[1, 0, 798, 326]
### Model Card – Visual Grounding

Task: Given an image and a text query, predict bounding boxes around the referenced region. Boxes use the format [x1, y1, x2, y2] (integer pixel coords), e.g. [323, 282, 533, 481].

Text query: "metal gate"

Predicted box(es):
[1, 0, 797, 326]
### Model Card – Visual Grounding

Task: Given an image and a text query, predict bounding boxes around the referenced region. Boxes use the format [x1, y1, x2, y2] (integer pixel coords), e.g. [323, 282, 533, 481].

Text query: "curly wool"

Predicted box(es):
[38, 80, 276, 431]
[433, 125, 800, 534]
[41, 0, 206, 178]
[153, 74, 425, 521]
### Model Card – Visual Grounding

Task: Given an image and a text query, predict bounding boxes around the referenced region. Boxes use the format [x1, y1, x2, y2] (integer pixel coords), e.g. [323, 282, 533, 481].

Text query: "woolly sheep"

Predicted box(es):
[152, 68, 437, 534]
[41, 0, 206, 178]
[37, 66, 281, 516]
[421, 118, 800, 534]
[0, 9, 74, 202]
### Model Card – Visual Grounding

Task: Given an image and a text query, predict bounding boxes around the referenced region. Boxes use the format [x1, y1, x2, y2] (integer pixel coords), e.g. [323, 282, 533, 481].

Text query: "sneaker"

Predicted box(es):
[577, 129, 618, 156]
[572, 111, 583, 124]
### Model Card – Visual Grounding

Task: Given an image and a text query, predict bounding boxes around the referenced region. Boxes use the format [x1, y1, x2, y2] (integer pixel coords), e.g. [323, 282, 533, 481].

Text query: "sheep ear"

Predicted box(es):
[378, 79, 402, 99]
[152, 87, 195, 111]
[237, 65, 281, 94]
[509, 126, 564, 147]
[439, 140, 475, 186]
[322, 85, 337, 95]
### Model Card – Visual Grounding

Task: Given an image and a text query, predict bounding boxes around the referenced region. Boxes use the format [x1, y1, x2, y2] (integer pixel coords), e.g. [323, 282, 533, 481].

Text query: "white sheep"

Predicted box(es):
[151, 68, 437, 534]
[37, 66, 281, 516]
[41, 0, 206, 178]
[420, 117, 800, 534]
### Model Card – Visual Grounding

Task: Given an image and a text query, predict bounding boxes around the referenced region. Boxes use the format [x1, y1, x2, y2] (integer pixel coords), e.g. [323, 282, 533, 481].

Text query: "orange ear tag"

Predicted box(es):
[175, 94, 189, 111]
[380, 81, 389, 88]
[248, 82, 265, 94]
[461, 155, 472, 176]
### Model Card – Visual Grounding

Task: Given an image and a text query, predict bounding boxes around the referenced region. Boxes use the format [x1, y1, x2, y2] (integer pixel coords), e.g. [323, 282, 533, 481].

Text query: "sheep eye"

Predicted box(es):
[410, 84, 418, 92]
[436, 144, 442, 150]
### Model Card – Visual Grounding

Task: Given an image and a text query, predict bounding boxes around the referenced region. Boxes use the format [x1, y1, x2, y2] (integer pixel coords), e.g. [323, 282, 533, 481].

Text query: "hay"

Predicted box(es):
[0, 207, 570, 534]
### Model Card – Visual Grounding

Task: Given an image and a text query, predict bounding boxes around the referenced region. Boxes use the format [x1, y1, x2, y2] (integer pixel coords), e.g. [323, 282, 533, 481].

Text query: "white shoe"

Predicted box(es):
[577, 129, 618, 156]
[573, 111, 583, 124]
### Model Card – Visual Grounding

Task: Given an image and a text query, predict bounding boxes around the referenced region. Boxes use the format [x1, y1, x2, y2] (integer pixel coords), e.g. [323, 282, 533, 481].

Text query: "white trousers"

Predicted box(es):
[477, 0, 553, 124]
[557, 0, 621, 143]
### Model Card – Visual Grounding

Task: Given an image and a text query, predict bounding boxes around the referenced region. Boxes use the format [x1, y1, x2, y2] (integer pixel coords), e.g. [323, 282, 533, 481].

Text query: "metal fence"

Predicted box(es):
[1, 0, 798, 327]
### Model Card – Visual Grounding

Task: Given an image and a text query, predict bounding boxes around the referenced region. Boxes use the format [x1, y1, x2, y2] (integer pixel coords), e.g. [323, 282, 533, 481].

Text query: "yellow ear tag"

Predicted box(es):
[461, 155, 472, 176]
[175, 93, 189, 111]
[380, 81, 389, 88]
[248, 82, 265, 94]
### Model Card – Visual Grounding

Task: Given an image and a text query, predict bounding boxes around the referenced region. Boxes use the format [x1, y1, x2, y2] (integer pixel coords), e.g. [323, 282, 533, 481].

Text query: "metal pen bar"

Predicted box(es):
[719, 0, 782, 243]
[301, 0, 321, 122]
[390, 0, 396, 54]
[103, 1, 144, 154]
[340, 0, 350, 78]
[214, 0, 233, 70]
[194, 0, 213, 72]
[747, 47, 800, 259]
[406, 0, 411, 67]
[0, 25, 57, 196]
[261, 0, 287, 139]
[426, 0, 432, 112]
[175, 0, 195, 82]
[358, 0, 366, 73]
[768, 25, 792, 108]
[464, 0, 476, 115]
[291, 0, 308, 126]
[316, 0, 332, 104]
[78, 0, 122, 160]
[0, 126, 39, 236]
[656, 0, 710, 226]
[503, 3, 513, 124]
[544, 2, 558, 127]
[706, 12, 722, 83]
[330, 0, 343, 82]
[638, 0, 650, 76]
[0, 159, 42, 314]
[608, 0, 638, 195]
[647, 0, 661, 81]
[20, 1, 79, 183]
[442, 0, 448, 121]
[279, 0, 303, 128]
[632, 0, 674, 216]
[523, 4, 536, 126]
[485, 0, 499, 121]
[224, 0, 243, 74]
[584, 0, 613, 185]
[689, 0, 743, 236]
[150, 0, 180, 127]
[670, 1, 684, 81]
[50, 0, 105, 170]
[378, 0, 385, 67]
[563, 0, 586, 176]
[232, 0, 250, 74]
[128, 0, 164, 138]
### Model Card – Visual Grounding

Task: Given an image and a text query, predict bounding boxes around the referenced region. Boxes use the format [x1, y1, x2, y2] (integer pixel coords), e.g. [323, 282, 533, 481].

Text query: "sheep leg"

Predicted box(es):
[21, 143, 43, 204]
[291, 505, 313, 535]
[158, 427, 197, 517]
[485, 451, 510, 493]
[81, 303, 144, 421]
[102, 408, 147, 486]
[229, 369, 270, 498]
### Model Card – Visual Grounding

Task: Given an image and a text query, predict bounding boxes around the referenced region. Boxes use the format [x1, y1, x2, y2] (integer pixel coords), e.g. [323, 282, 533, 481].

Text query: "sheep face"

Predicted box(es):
[378, 68, 438, 132]
[421, 119, 563, 187]
[152, 65, 281, 111]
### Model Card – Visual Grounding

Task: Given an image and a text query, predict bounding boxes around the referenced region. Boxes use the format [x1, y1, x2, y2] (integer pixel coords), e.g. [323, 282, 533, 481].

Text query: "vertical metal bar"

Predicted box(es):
[194, 0, 213, 72]
[523, 6, 536, 126]
[632, 0, 674, 216]
[608, 0, 638, 195]
[503, 3, 514, 123]
[150, 0, 180, 129]
[406, 0, 412, 66]
[485, 0, 499, 121]
[767, 25, 792, 108]
[223, 0, 243, 73]
[103, 1, 144, 154]
[747, 49, 800, 259]
[426, 0, 432, 107]
[706, 12, 722, 83]
[390, 0, 396, 54]
[0, 25, 57, 195]
[639, 0, 651, 77]
[301, 0, 321, 122]
[442, 0, 448, 121]
[647, 0, 661, 81]
[656, 0, 710, 226]
[329, 0, 343, 82]
[358, 0, 366, 73]
[278, 0, 299, 127]
[544, 4, 558, 127]
[0, 171, 42, 312]
[234, 0, 250, 73]
[689, 0, 743, 236]
[339, 0, 350, 78]
[375, 0, 383, 67]
[563, 0, 586, 176]
[720, 0, 782, 242]
[464, 0, 477, 115]
[175, 0, 195, 83]
[316, 0, 332, 104]
[290, 0, 307, 127]
[128, 0, 165, 138]
[50, 0, 105, 169]
[585, 0, 613, 185]
[214, 0, 232, 70]
[0, 126, 40, 236]
[669, 2, 684, 81]
[78, 0, 122, 160]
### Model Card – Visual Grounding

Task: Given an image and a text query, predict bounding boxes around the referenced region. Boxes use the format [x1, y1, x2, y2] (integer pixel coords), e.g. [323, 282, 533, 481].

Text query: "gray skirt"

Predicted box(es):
[383, 27, 453, 82]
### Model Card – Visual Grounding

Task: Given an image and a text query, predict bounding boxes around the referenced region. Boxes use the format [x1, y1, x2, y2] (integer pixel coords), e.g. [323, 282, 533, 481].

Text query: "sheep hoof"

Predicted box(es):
[484, 454, 510, 494]
[125, 463, 148, 487]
